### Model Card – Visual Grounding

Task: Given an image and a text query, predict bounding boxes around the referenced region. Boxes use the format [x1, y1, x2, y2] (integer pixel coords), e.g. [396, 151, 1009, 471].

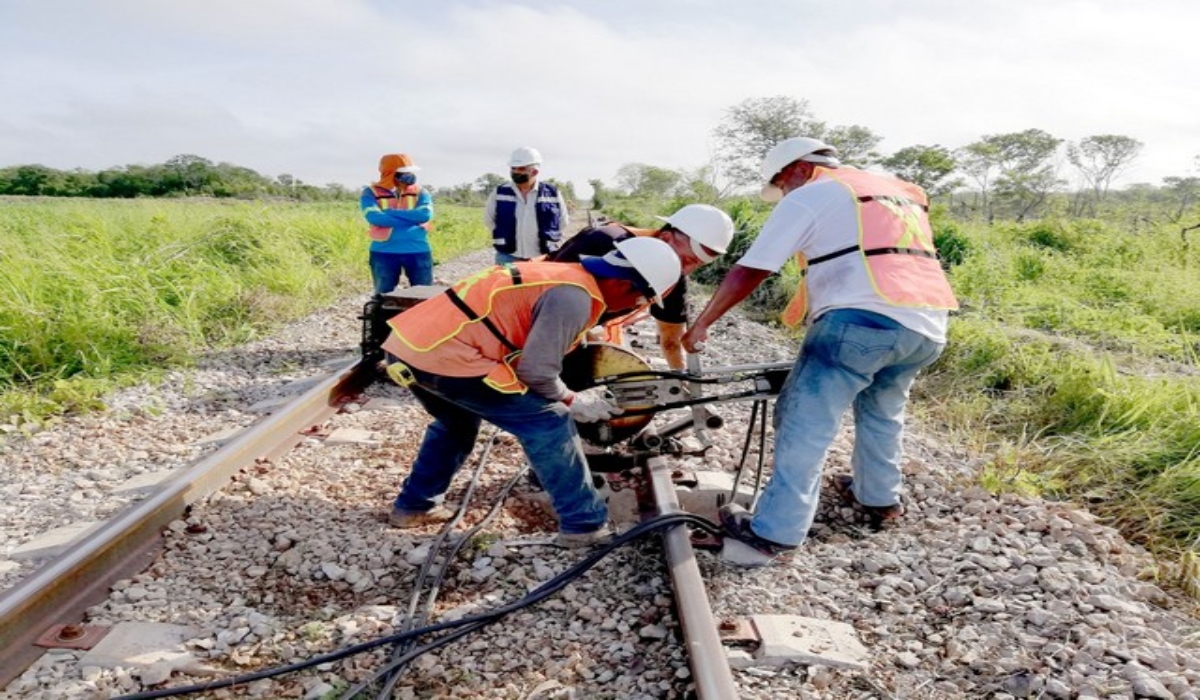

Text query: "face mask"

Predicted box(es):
[759, 183, 783, 203]
[395, 172, 417, 186]
[511, 172, 531, 185]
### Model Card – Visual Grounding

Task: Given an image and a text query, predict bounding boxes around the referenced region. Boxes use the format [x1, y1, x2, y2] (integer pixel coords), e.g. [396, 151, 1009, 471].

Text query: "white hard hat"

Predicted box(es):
[580, 237, 681, 306]
[509, 147, 543, 168]
[759, 137, 840, 202]
[654, 204, 734, 263]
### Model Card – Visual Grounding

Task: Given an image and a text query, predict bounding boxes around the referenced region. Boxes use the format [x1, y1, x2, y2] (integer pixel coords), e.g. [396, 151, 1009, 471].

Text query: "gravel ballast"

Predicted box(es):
[2, 247, 1199, 699]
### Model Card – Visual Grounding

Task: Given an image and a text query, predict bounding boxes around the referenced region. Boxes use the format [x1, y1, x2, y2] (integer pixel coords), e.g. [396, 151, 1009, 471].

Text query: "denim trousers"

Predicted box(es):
[493, 250, 530, 265]
[393, 368, 608, 534]
[751, 308, 945, 547]
[369, 251, 434, 294]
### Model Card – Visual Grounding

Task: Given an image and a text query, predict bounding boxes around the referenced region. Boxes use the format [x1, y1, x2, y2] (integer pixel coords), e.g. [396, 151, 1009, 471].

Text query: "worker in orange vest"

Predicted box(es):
[361, 153, 434, 295]
[381, 238, 682, 547]
[683, 137, 958, 566]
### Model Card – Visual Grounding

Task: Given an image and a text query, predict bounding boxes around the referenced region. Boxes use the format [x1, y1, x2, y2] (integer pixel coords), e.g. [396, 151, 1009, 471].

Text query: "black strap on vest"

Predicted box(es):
[442, 266, 524, 353]
[503, 262, 523, 287]
[857, 194, 929, 212]
[801, 244, 939, 276]
[864, 247, 940, 260]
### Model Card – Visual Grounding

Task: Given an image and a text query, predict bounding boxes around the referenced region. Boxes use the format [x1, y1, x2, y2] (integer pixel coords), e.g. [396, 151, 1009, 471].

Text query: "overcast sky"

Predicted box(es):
[1, 0, 1196, 196]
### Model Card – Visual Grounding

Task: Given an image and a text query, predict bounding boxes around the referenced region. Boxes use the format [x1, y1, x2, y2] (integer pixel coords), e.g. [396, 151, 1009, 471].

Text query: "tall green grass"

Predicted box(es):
[920, 217, 1200, 554]
[0, 197, 486, 422]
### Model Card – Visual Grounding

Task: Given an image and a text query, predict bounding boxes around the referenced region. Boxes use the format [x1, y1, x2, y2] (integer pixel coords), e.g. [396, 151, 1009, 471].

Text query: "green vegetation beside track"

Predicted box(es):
[0, 197, 486, 422]
[3, 196, 1200, 570]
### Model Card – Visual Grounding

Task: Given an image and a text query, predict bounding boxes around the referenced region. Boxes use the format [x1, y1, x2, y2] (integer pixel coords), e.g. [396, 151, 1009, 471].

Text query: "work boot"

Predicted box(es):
[554, 525, 614, 549]
[832, 475, 904, 529]
[717, 503, 796, 567]
[388, 504, 456, 528]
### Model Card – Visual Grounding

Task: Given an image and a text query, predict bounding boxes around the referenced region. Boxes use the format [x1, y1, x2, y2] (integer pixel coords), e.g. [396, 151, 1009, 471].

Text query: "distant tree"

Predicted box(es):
[588, 178, 607, 210]
[473, 173, 506, 197]
[675, 165, 722, 202]
[823, 124, 883, 167]
[1162, 176, 1200, 222]
[1, 165, 62, 196]
[1067, 134, 1143, 210]
[880, 145, 960, 197]
[712, 96, 823, 187]
[961, 129, 1063, 221]
[322, 183, 352, 199]
[990, 129, 1064, 221]
[956, 141, 1002, 221]
[165, 154, 216, 194]
[546, 178, 577, 204]
[615, 163, 682, 199]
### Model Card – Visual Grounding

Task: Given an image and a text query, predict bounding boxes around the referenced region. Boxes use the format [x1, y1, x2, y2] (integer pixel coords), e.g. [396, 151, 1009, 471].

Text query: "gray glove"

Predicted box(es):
[568, 387, 624, 423]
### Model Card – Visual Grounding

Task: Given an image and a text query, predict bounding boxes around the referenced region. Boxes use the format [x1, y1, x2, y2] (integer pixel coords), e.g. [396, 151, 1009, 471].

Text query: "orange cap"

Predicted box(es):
[375, 153, 420, 187]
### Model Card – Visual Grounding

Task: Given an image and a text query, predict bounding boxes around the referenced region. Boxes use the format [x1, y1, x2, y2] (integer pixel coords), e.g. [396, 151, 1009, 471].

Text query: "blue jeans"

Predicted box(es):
[493, 251, 529, 265]
[751, 309, 945, 547]
[393, 367, 608, 534]
[370, 251, 434, 294]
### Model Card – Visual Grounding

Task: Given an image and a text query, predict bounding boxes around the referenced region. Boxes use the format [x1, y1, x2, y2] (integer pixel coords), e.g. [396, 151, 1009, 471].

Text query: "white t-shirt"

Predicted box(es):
[737, 177, 949, 343]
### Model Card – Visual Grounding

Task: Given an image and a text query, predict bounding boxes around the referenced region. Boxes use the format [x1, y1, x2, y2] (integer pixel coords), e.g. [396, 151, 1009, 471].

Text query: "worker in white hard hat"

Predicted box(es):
[682, 136, 959, 567]
[379, 237, 681, 548]
[546, 203, 735, 370]
[484, 147, 571, 264]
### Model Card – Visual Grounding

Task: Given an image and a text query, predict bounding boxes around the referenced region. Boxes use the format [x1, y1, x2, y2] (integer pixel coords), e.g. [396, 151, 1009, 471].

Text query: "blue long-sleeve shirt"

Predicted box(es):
[360, 185, 435, 254]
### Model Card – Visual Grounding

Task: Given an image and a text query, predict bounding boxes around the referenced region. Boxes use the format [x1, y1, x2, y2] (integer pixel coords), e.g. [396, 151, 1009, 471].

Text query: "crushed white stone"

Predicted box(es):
[2, 246, 1199, 699]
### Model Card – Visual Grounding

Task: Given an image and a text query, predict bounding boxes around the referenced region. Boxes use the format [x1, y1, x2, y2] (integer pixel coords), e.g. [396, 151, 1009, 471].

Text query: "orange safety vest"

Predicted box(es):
[367, 184, 429, 242]
[780, 167, 959, 328]
[383, 262, 607, 393]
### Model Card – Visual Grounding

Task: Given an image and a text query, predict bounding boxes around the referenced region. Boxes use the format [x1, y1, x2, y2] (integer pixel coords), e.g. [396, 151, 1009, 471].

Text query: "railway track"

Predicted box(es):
[7, 283, 1193, 699]
[0, 357, 761, 699]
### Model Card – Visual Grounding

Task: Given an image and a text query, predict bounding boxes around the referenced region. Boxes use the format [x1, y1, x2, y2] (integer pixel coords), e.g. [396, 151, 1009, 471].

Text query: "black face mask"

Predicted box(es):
[511, 173, 531, 185]
[395, 173, 417, 186]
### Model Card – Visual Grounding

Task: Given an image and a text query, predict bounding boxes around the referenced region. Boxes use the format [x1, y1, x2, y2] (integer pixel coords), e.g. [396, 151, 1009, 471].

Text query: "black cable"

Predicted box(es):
[375, 435, 527, 699]
[339, 513, 719, 698]
[113, 513, 719, 700]
[728, 399, 761, 504]
[751, 401, 771, 506]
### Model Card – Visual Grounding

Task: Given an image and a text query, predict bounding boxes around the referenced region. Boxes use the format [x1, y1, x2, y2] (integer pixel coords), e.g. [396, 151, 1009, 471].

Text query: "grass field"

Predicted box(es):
[3, 197, 1200, 565]
[0, 197, 487, 421]
[922, 217, 1200, 556]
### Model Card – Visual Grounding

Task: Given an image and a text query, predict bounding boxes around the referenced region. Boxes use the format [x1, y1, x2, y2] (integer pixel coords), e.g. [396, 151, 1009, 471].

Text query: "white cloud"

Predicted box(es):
[1, 0, 1197, 194]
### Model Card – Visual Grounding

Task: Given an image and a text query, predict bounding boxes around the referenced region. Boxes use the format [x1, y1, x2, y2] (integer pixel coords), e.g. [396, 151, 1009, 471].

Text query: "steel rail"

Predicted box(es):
[0, 359, 373, 687]
[647, 455, 739, 699]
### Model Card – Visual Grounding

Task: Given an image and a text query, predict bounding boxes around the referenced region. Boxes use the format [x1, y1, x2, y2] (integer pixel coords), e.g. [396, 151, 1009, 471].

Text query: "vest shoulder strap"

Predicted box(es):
[442, 263, 527, 353]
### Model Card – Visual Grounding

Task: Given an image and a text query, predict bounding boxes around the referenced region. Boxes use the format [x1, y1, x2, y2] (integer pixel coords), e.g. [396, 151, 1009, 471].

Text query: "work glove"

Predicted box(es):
[567, 387, 624, 423]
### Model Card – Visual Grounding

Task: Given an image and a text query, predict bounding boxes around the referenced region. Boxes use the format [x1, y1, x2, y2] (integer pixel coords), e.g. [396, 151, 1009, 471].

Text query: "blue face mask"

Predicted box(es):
[395, 172, 417, 186]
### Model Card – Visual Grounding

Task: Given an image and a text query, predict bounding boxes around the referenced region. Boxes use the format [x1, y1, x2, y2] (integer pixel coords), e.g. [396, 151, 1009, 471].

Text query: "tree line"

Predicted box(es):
[615, 96, 1200, 224]
[5, 96, 1199, 225]
[0, 154, 351, 201]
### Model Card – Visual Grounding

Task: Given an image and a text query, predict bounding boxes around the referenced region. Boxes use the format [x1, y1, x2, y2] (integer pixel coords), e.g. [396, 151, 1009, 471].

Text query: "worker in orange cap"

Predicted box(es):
[361, 153, 435, 295]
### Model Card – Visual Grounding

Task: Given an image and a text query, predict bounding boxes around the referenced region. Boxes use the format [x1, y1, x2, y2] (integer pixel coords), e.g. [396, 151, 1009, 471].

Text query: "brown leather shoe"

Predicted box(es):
[832, 475, 903, 529]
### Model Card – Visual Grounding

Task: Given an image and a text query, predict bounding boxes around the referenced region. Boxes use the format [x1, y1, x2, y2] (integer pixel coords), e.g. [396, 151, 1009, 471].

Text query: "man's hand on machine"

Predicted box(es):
[565, 387, 624, 423]
[681, 324, 709, 354]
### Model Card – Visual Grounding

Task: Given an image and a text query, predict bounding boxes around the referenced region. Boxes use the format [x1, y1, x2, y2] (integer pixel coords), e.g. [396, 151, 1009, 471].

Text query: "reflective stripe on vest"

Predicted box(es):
[366, 184, 427, 242]
[385, 262, 606, 393]
[780, 167, 959, 328]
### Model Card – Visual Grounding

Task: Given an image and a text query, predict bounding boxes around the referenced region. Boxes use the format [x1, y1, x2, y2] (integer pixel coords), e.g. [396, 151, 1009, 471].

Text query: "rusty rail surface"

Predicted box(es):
[647, 455, 740, 699]
[0, 360, 372, 687]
